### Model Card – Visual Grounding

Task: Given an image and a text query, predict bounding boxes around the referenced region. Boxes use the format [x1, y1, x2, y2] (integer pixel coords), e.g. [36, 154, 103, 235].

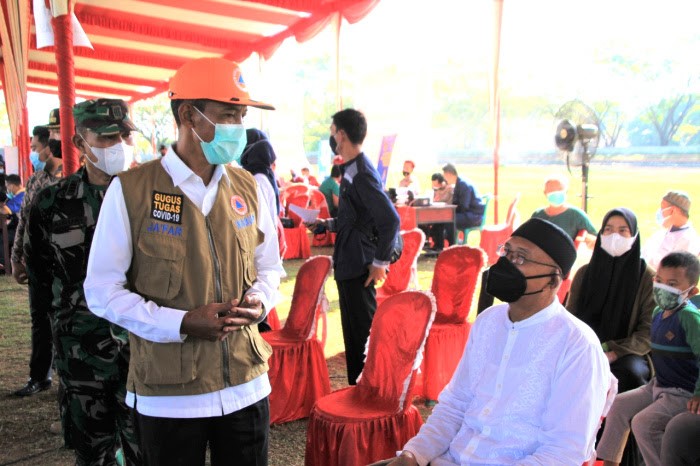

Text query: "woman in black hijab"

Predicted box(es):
[566, 207, 655, 393]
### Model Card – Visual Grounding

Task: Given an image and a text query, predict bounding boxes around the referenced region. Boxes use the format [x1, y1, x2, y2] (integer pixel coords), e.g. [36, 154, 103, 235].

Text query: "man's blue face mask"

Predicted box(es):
[30, 151, 46, 171]
[546, 190, 566, 207]
[192, 106, 247, 165]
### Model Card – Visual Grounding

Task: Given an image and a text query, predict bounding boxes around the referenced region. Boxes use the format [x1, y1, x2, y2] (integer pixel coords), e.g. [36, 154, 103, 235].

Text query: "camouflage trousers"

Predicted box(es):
[60, 377, 141, 466]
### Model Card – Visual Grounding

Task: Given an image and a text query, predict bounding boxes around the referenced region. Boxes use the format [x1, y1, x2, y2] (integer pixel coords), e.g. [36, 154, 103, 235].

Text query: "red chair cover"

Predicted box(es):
[263, 256, 333, 425]
[282, 225, 311, 259]
[478, 194, 520, 266]
[309, 189, 334, 247]
[479, 223, 513, 266]
[396, 205, 417, 230]
[281, 183, 309, 206]
[376, 229, 425, 306]
[266, 306, 281, 331]
[421, 246, 486, 400]
[558, 229, 586, 304]
[305, 291, 437, 466]
[286, 194, 311, 227]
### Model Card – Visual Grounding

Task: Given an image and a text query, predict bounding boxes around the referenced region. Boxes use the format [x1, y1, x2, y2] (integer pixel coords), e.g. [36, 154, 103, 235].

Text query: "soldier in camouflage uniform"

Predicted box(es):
[12, 117, 64, 398]
[24, 99, 141, 465]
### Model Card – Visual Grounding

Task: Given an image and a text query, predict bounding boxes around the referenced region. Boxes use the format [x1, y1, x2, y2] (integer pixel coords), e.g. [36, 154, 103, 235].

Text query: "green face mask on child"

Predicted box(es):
[652, 282, 691, 310]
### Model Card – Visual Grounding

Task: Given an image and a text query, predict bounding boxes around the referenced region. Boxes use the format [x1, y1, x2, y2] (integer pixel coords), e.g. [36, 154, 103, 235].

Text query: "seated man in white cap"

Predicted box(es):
[387, 218, 611, 466]
[642, 190, 700, 271]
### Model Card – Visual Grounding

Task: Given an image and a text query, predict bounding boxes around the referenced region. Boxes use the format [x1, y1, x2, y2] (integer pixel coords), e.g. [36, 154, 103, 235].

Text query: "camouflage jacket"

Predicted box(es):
[25, 168, 128, 381]
[11, 168, 61, 263]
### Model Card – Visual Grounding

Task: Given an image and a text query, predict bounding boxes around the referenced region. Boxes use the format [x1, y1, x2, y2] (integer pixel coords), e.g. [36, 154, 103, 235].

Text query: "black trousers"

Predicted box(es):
[610, 353, 650, 394]
[28, 278, 54, 382]
[336, 273, 376, 385]
[136, 397, 269, 466]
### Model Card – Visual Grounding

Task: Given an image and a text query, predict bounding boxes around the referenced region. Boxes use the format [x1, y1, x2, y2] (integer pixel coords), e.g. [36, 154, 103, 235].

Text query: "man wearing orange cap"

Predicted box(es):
[85, 58, 283, 465]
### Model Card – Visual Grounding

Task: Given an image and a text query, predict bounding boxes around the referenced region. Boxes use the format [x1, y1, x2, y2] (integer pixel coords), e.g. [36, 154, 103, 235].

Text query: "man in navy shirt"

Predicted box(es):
[429, 163, 484, 250]
[312, 109, 400, 384]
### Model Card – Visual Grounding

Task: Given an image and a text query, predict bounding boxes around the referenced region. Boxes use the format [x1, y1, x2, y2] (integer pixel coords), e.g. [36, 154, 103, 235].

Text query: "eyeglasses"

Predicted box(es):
[497, 244, 560, 271]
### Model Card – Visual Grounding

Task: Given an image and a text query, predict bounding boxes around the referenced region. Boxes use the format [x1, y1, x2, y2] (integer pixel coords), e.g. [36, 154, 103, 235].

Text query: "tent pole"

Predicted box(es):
[334, 12, 342, 111]
[19, 106, 30, 180]
[490, 0, 504, 224]
[51, 0, 78, 176]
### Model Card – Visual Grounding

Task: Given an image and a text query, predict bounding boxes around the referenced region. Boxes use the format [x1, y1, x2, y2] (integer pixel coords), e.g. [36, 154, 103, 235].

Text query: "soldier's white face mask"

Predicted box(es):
[80, 134, 134, 175]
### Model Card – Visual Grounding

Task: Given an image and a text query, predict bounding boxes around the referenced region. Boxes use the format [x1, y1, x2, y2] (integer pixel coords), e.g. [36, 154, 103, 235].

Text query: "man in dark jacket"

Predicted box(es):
[312, 108, 400, 384]
[430, 163, 485, 250]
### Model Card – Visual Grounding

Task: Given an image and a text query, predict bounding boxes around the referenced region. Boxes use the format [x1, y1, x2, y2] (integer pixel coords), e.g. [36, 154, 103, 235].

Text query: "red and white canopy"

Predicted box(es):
[0, 0, 380, 176]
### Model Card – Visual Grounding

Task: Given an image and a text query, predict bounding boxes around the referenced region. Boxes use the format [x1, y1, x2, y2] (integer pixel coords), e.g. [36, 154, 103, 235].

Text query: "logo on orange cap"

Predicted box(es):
[233, 68, 247, 92]
[169, 57, 274, 110]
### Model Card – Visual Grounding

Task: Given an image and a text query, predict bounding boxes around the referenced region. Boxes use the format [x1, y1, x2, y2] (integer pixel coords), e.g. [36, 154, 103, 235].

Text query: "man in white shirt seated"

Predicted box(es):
[388, 218, 611, 466]
[642, 190, 700, 271]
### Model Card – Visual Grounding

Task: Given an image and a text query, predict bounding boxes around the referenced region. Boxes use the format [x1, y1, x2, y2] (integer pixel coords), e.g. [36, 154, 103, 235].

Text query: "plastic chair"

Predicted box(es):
[479, 194, 521, 266]
[262, 256, 333, 425]
[557, 229, 587, 304]
[305, 291, 437, 466]
[455, 194, 491, 245]
[376, 229, 426, 306]
[421, 245, 487, 401]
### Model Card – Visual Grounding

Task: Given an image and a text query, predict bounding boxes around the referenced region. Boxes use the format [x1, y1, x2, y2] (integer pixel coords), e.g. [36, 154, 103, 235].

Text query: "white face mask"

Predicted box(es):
[600, 232, 637, 257]
[80, 135, 134, 175]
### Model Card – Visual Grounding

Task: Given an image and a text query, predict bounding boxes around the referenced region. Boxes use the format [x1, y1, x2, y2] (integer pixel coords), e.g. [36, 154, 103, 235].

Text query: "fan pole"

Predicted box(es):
[581, 144, 590, 212]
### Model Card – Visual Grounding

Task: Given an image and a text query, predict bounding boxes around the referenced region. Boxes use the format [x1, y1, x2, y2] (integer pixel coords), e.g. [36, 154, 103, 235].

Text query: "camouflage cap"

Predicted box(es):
[73, 99, 138, 135]
[46, 108, 60, 129]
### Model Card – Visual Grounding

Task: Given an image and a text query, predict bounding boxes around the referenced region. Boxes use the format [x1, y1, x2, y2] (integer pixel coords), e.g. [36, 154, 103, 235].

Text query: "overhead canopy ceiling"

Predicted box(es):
[23, 0, 379, 102]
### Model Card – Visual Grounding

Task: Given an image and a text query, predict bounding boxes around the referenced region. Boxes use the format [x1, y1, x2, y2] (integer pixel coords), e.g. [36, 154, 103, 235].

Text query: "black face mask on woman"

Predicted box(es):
[329, 134, 338, 155]
[486, 256, 559, 303]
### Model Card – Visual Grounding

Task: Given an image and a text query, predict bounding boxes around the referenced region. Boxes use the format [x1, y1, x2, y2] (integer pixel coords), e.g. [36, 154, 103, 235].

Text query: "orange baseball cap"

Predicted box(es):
[168, 57, 275, 110]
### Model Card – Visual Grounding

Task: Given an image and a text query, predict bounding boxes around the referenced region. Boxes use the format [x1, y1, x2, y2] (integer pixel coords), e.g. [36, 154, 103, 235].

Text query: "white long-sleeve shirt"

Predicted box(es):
[84, 149, 283, 418]
[404, 300, 610, 466]
[642, 222, 700, 271]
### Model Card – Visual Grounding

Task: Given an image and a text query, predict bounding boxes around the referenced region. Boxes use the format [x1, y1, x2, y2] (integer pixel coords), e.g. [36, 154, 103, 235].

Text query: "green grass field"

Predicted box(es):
[384, 162, 700, 242]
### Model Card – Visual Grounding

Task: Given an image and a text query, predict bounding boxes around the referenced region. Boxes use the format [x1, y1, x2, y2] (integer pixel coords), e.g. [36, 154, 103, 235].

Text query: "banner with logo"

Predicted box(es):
[376, 134, 397, 188]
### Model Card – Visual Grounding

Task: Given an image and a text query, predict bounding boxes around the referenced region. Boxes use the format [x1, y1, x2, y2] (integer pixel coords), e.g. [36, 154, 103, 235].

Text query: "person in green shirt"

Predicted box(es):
[319, 164, 341, 217]
[531, 174, 596, 247]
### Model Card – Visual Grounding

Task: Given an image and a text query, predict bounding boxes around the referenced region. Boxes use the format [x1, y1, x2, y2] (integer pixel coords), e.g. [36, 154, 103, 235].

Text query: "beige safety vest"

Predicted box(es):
[118, 160, 271, 396]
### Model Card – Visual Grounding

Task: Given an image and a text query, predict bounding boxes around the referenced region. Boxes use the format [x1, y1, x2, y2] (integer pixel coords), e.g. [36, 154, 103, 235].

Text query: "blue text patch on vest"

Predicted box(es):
[235, 214, 256, 229]
[146, 221, 183, 237]
[150, 191, 183, 224]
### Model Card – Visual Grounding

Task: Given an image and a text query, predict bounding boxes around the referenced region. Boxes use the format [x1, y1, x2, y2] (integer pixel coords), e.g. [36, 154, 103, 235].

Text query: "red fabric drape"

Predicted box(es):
[51, 12, 78, 176]
[421, 246, 486, 400]
[282, 226, 310, 259]
[396, 205, 417, 230]
[305, 291, 436, 466]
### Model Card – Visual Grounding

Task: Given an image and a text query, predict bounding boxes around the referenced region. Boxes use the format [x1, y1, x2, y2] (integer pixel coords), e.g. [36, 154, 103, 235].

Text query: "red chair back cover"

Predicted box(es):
[308, 188, 331, 216]
[431, 246, 486, 324]
[505, 193, 521, 228]
[356, 291, 436, 412]
[379, 229, 425, 295]
[286, 193, 311, 226]
[281, 256, 332, 340]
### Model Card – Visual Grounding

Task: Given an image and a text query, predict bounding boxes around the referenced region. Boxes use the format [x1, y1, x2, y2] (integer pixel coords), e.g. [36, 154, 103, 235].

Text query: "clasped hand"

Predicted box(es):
[180, 295, 263, 341]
